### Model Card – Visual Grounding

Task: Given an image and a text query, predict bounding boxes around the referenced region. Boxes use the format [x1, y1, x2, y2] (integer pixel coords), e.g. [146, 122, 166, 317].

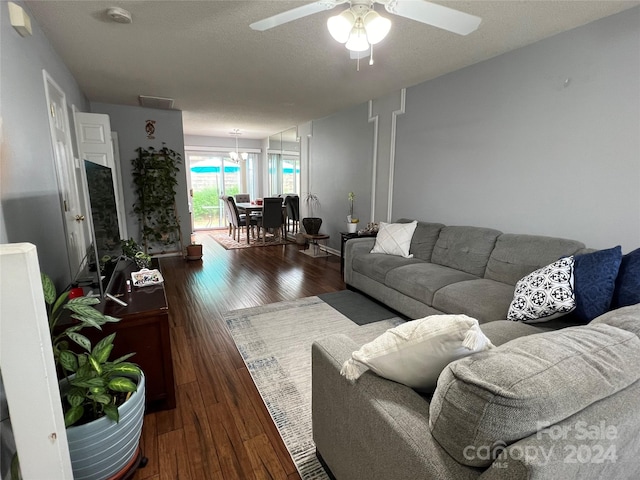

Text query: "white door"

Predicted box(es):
[43, 70, 87, 278]
[74, 112, 127, 240]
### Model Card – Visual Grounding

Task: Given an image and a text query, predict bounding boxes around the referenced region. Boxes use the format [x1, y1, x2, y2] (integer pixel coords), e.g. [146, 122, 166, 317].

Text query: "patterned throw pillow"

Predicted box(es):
[370, 221, 418, 258]
[507, 257, 576, 323]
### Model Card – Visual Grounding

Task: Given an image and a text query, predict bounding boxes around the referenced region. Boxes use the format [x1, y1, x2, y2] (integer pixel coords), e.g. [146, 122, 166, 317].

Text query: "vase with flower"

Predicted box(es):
[346, 192, 359, 233]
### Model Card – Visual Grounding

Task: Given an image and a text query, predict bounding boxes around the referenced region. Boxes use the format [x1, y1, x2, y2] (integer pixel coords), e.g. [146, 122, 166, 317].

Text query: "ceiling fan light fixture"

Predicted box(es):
[363, 10, 391, 45]
[345, 26, 369, 52]
[327, 9, 355, 43]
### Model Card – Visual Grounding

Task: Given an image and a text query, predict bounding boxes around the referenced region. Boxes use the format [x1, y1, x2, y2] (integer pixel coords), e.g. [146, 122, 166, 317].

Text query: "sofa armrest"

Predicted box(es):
[344, 237, 376, 283]
[478, 377, 640, 480]
[312, 335, 480, 480]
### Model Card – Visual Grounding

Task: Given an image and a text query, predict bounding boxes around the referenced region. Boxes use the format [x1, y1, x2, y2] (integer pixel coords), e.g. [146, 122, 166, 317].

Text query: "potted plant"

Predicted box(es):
[346, 192, 359, 233]
[185, 238, 203, 261]
[40, 274, 145, 479]
[121, 238, 152, 269]
[302, 192, 322, 235]
[131, 144, 183, 255]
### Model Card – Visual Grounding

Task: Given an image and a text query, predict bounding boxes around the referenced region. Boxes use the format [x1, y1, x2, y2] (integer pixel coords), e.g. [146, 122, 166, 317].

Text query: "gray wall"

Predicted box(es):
[306, 7, 640, 253]
[91, 102, 190, 252]
[393, 7, 640, 252]
[308, 103, 374, 250]
[0, 1, 89, 286]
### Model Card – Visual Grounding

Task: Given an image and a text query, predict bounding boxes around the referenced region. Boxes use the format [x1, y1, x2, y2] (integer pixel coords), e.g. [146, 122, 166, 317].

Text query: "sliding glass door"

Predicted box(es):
[187, 151, 258, 230]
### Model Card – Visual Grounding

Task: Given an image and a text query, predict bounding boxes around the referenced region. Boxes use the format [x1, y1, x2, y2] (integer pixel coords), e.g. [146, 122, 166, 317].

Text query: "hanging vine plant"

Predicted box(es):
[131, 144, 182, 253]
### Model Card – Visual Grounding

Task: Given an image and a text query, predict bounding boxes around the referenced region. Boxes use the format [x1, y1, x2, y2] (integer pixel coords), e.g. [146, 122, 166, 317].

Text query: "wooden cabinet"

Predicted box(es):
[98, 260, 176, 412]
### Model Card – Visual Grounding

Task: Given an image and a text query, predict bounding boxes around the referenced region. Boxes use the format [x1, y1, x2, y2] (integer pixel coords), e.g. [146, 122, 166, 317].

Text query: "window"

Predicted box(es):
[187, 150, 258, 230]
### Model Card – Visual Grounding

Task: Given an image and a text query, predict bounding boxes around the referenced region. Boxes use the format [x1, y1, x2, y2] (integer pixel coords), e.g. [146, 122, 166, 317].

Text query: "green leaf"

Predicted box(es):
[69, 313, 102, 331]
[88, 355, 102, 375]
[103, 403, 119, 423]
[41, 273, 56, 305]
[64, 405, 84, 427]
[107, 377, 137, 392]
[58, 350, 78, 373]
[67, 332, 91, 352]
[92, 333, 116, 362]
[66, 388, 85, 407]
[111, 352, 136, 364]
[91, 393, 112, 405]
[71, 377, 105, 389]
[89, 386, 105, 395]
[109, 363, 142, 376]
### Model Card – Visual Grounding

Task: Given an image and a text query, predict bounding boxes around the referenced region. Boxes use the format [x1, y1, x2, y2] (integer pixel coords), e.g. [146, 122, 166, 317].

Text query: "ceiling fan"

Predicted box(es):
[250, 1, 482, 53]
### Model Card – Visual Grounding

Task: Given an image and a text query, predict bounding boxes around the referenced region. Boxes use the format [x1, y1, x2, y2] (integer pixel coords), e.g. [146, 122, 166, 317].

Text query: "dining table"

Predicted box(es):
[236, 201, 286, 244]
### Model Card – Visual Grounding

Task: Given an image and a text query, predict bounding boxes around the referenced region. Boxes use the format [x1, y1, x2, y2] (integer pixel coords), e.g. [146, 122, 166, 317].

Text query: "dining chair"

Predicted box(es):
[284, 195, 300, 234]
[256, 197, 285, 245]
[227, 196, 257, 243]
[220, 195, 234, 237]
[234, 193, 250, 204]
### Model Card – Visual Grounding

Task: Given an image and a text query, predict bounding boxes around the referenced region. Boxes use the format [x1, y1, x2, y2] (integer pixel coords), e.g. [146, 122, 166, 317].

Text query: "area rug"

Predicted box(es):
[223, 296, 405, 479]
[318, 290, 406, 325]
[209, 228, 292, 249]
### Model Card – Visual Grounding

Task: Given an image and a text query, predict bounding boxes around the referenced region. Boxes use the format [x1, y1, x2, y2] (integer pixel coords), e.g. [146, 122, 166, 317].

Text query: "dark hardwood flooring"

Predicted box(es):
[132, 231, 344, 480]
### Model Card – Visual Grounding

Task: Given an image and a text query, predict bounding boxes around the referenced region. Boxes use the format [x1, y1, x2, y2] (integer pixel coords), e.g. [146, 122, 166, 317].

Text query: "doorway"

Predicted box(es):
[43, 70, 87, 278]
[186, 150, 258, 230]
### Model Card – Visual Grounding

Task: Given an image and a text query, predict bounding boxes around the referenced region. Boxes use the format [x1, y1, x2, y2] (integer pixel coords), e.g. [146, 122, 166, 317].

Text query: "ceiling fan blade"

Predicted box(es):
[250, 1, 341, 31]
[385, 0, 481, 36]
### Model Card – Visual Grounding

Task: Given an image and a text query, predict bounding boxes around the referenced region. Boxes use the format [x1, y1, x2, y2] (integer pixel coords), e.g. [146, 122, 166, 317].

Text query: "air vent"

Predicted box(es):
[138, 95, 175, 109]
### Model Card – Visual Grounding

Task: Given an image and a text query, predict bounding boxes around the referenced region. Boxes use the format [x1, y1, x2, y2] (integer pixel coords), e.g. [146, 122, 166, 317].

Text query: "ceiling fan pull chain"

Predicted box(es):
[369, 44, 374, 66]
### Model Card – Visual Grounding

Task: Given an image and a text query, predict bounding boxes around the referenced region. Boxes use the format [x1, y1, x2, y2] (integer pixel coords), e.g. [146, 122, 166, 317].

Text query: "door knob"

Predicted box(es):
[75, 214, 85, 222]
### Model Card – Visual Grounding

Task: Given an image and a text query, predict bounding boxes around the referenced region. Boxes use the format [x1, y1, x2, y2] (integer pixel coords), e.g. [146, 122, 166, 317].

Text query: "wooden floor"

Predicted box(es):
[132, 231, 344, 480]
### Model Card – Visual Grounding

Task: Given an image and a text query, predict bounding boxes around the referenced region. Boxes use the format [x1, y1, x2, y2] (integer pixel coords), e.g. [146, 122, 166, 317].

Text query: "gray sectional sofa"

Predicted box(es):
[343, 219, 588, 323]
[312, 219, 640, 479]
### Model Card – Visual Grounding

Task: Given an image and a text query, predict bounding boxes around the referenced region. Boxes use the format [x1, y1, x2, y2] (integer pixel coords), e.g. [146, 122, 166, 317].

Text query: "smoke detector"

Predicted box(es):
[106, 7, 132, 24]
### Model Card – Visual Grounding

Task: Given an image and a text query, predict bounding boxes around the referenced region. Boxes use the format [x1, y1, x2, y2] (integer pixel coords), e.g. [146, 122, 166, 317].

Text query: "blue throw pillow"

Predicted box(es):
[573, 246, 622, 323]
[612, 248, 640, 308]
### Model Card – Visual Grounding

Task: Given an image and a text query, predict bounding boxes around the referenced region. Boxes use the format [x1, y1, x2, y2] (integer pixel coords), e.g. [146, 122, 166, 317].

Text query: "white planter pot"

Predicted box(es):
[64, 373, 146, 480]
[346, 222, 359, 233]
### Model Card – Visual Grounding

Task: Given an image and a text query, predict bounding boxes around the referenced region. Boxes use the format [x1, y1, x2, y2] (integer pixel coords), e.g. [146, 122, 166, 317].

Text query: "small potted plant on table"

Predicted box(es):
[346, 192, 359, 233]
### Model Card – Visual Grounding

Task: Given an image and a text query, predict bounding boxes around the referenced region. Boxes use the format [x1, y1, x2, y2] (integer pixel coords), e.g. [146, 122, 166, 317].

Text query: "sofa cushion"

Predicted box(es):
[370, 221, 418, 258]
[612, 247, 640, 308]
[507, 257, 576, 323]
[429, 323, 640, 467]
[432, 279, 515, 323]
[591, 303, 640, 338]
[479, 320, 553, 346]
[431, 226, 502, 277]
[485, 233, 585, 285]
[340, 314, 493, 392]
[572, 246, 622, 323]
[352, 253, 423, 284]
[385, 263, 478, 306]
[396, 219, 445, 261]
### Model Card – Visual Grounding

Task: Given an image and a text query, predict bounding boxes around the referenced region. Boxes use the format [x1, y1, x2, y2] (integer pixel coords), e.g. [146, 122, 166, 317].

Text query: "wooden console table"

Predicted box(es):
[98, 260, 176, 412]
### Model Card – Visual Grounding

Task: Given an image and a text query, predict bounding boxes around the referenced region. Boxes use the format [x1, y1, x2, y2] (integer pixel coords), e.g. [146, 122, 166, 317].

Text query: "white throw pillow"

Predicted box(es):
[340, 314, 494, 392]
[507, 256, 576, 323]
[370, 221, 418, 258]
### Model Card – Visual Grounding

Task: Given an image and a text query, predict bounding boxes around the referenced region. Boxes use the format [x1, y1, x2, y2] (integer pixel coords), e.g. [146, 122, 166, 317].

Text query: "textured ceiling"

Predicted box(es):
[25, 1, 639, 139]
